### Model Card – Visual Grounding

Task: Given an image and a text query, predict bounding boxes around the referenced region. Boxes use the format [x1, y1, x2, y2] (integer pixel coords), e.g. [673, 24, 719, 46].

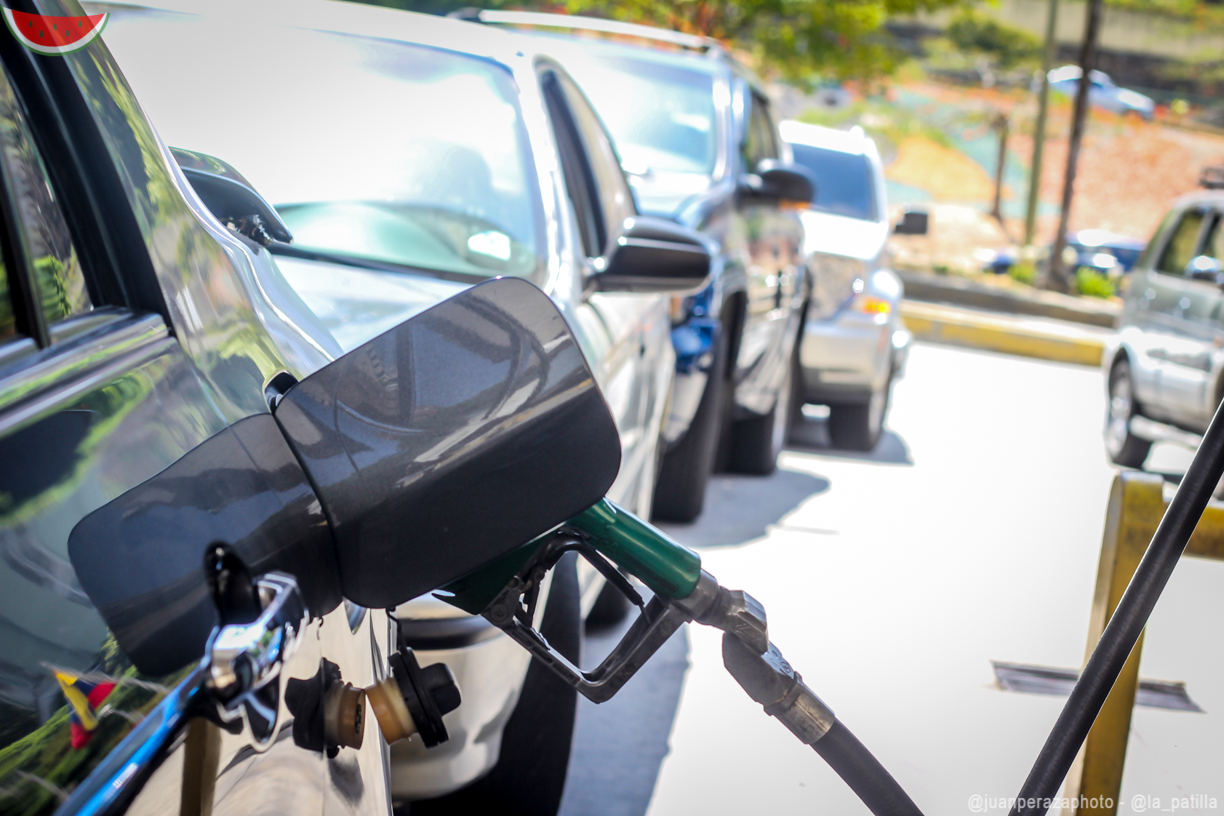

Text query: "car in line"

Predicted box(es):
[1103, 188, 1224, 468]
[460, 10, 815, 521]
[0, 2, 400, 814]
[96, 1, 710, 811]
[780, 121, 913, 450]
[1048, 65, 1156, 121]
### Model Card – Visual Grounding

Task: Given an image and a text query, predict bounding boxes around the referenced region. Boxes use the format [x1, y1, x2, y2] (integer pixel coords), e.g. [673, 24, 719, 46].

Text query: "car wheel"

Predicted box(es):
[652, 326, 729, 522]
[728, 344, 796, 475]
[828, 374, 890, 452]
[1105, 358, 1151, 468]
[412, 554, 580, 816]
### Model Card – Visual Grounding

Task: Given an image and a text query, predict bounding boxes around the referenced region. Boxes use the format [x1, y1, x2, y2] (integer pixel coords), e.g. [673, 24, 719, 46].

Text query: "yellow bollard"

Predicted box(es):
[1062, 472, 1224, 815]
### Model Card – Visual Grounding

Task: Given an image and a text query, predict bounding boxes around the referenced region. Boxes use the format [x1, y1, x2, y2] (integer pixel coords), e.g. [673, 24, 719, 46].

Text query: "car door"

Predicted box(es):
[732, 87, 804, 414]
[1141, 205, 1220, 427]
[540, 66, 670, 516]
[0, 47, 390, 816]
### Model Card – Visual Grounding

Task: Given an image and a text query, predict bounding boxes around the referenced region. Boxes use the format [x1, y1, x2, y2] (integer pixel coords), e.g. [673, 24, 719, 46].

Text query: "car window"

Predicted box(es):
[1157, 209, 1207, 276]
[104, 16, 544, 282]
[0, 80, 91, 326]
[743, 92, 778, 170]
[542, 70, 603, 258]
[0, 254, 16, 346]
[1203, 213, 1224, 262]
[789, 143, 877, 221]
[553, 72, 636, 248]
[563, 55, 718, 177]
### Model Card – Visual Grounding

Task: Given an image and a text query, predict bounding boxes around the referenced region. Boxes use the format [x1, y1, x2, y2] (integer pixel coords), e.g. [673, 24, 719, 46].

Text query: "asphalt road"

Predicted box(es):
[559, 341, 1224, 816]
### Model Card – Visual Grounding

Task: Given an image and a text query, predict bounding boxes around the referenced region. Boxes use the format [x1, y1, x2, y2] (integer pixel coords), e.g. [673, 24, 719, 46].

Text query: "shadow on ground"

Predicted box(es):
[658, 468, 830, 549]
[787, 414, 915, 466]
[560, 606, 688, 816]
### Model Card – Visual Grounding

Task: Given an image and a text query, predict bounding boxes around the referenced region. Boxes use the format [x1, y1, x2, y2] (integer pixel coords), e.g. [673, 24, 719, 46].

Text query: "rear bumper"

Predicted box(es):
[799, 311, 903, 404]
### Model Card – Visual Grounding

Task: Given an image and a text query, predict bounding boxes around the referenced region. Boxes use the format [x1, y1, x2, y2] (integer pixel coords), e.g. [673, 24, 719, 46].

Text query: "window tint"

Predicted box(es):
[1157, 209, 1206, 276]
[0, 260, 15, 345]
[1203, 213, 1224, 263]
[565, 56, 718, 176]
[743, 93, 778, 170]
[790, 144, 876, 220]
[543, 71, 602, 258]
[555, 73, 635, 248]
[0, 77, 90, 324]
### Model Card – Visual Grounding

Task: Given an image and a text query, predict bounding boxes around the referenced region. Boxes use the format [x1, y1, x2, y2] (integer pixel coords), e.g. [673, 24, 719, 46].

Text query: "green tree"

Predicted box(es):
[944, 8, 1042, 71]
[346, 0, 972, 81]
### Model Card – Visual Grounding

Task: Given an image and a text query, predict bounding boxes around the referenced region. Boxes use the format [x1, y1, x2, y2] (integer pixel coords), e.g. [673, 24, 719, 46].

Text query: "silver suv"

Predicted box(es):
[781, 121, 913, 451]
[1104, 189, 1224, 466]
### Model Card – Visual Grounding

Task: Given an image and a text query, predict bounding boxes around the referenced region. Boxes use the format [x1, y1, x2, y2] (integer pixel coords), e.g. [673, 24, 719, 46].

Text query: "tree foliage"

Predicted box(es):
[562, 0, 967, 81]
[348, 0, 972, 81]
[944, 9, 1042, 71]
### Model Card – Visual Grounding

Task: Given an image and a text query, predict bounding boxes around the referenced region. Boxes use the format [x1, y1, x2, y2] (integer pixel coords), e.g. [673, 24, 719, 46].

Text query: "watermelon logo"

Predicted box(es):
[2, 9, 107, 55]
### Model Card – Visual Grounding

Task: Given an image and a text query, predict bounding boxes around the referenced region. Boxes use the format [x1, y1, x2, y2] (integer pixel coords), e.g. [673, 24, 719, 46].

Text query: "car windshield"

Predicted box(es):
[567, 55, 718, 177]
[103, 13, 542, 281]
[789, 144, 877, 221]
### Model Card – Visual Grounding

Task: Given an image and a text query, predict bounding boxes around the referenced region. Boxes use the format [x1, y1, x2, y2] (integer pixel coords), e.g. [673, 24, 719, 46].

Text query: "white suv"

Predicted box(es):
[781, 121, 913, 451]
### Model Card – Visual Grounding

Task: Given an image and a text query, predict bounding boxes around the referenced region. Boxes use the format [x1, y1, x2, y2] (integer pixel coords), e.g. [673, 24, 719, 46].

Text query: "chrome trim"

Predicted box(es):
[0, 313, 169, 417]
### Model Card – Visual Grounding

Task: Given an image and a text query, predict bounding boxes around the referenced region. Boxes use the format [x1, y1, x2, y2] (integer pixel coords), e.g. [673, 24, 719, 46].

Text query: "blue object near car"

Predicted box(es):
[1048, 65, 1156, 121]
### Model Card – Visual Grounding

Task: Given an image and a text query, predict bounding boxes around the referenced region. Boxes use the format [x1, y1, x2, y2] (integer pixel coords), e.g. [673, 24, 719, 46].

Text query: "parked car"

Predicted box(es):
[1103, 190, 1224, 467]
[779, 121, 913, 450]
[460, 10, 814, 521]
[0, 2, 398, 813]
[1048, 65, 1156, 121]
[96, 2, 708, 812]
[1061, 229, 1148, 274]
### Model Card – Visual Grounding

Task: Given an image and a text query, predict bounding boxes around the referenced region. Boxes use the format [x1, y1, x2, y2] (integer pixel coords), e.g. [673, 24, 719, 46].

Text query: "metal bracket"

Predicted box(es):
[204, 571, 307, 748]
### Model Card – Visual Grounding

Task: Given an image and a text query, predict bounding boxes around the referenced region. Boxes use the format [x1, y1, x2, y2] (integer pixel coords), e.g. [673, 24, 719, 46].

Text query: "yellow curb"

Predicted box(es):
[901, 301, 1105, 367]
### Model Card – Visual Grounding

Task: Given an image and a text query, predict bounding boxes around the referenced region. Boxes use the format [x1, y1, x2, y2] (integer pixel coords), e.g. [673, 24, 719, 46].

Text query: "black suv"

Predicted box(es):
[461, 11, 814, 521]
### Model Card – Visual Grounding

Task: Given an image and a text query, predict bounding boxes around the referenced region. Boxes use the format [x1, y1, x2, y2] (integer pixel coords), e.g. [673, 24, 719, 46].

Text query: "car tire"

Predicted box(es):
[728, 344, 796, 475]
[828, 373, 890, 452]
[652, 326, 729, 523]
[1105, 358, 1151, 468]
[411, 553, 580, 816]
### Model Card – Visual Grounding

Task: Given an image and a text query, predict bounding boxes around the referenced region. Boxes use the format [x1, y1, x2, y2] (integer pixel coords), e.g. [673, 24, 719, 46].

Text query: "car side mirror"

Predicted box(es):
[739, 159, 816, 205]
[1185, 255, 1224, 285]
[894, 209, 930, 236]
[593, 216, 713, 294]
[171, 147, 293, 246]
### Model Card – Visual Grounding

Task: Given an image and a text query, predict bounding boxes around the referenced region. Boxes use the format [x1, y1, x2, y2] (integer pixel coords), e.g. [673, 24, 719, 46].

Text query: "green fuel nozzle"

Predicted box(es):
[439, 497, 924, 816]
[437, 498, 766, 701]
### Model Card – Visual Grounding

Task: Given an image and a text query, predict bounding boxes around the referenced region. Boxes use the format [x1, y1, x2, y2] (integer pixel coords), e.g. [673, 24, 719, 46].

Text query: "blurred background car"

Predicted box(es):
[781, 120, 913, 450]
[1048, 65, 1156, 121]
[1104, 189, 1224, 468]
[99, 2, 708, 811]
[1061, 228, 1148, 274]
[464, 10, 814, 521]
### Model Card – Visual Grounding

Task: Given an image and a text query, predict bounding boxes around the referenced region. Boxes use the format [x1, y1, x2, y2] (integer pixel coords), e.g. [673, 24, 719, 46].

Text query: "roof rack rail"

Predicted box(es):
[449, 9, 719, 52]
[1201, 166, 1224, 191]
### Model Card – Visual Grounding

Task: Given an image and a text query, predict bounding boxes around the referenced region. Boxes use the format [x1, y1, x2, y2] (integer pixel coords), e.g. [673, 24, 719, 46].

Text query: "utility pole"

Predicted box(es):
[1044, 0, 1104, 293]
[1024, 0, 1059, 247]
[992, 111, 1010, 227]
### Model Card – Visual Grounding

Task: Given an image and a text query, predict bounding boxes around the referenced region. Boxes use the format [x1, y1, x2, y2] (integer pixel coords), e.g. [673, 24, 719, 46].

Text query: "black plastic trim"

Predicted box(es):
[397, 615, 502, 651]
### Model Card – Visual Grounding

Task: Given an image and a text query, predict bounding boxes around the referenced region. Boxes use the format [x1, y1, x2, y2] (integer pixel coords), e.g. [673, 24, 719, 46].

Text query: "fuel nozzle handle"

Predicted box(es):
[721, 634, 924, 816]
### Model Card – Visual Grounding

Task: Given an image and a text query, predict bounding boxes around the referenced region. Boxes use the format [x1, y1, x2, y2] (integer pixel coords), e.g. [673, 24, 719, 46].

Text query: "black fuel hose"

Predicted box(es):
[1009, 398, 1224, 816]
[722, 635, 924, 816]
[814, 719, 923, 816]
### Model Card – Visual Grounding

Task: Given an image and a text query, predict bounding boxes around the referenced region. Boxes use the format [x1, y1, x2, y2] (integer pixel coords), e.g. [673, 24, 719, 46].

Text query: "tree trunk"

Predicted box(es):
[1043, 0, 1104, 293]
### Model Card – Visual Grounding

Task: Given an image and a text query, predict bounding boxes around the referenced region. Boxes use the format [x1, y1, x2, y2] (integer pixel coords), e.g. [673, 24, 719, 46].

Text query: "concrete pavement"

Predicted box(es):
[560, 341, 1224, 816]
